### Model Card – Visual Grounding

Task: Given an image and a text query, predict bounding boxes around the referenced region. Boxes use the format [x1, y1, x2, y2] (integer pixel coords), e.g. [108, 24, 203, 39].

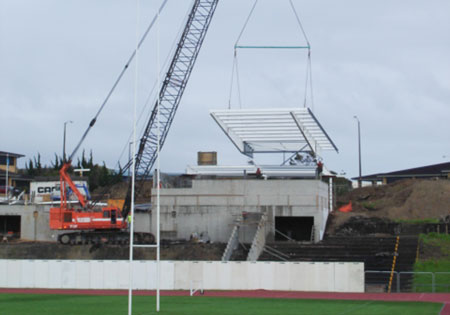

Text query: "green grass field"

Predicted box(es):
[414, 233, 450, 292]
[0, 294, 443, 315]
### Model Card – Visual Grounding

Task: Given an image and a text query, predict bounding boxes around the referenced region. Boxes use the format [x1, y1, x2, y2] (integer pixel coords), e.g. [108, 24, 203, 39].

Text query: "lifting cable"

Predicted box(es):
[227, 0, 315, 110]
[228, 0, 258, 109]
[91, 0, 196, 207]
[68, 0, 169, 162]
[113, 1, 193, 171]
[289, 0, 314, 111]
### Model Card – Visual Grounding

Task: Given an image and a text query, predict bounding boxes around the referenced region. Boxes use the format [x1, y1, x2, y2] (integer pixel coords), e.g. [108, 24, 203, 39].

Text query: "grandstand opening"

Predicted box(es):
[275, 216, 314, 241]
[0, 215, 21, 239]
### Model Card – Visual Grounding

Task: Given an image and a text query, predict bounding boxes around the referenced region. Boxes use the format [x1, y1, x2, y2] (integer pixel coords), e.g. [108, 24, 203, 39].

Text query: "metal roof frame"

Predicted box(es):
[210, 108, 338, 157]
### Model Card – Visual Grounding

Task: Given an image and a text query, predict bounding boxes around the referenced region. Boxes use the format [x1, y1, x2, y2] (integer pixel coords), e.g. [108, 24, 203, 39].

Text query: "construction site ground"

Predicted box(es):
[1, 179, 449, 261]
[0, 241, 225, 261]
[328, 179, 450, 236]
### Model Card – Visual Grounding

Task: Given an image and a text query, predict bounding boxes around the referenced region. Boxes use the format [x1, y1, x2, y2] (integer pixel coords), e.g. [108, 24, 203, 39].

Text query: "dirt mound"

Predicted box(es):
[92, 181, 153, 203]
[337, 179, 450, 221]
[329, 179, 450, 233]
[330, 216, 398, 236]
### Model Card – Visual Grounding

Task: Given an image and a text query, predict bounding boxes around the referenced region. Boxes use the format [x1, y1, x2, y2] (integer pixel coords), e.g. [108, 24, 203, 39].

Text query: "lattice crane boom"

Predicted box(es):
[122, 0, 219, 218]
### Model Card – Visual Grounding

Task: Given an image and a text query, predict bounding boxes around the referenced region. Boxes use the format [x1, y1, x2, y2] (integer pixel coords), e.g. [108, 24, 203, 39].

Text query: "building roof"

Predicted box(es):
[210, 108, 338, 157]
[353, 162, 450, 181]
[187, 164, 330, 178]
[33, 176, 89, 182]
[0, 170, 33, 181]
[186, 163, 335, 179]
[0, 151, 24, 158]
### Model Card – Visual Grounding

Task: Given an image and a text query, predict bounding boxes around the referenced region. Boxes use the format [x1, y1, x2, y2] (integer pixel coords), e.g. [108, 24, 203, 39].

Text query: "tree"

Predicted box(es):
[26, 159, 35, 176]
[81, 149, 87, 168]
[34, 153, 42, 176]
[88, 150, 94, 169]
[99, 162, 109, 187]
[52, 153, 60, 170]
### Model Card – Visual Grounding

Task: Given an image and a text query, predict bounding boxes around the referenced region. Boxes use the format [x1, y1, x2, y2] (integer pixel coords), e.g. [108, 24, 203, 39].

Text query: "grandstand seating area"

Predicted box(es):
[232, 236, 418, 292]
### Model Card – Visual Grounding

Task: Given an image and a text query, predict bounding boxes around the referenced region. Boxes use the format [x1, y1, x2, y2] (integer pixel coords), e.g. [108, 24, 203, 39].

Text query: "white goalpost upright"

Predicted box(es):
[128, 1, 162, 314]
[155, 0, 161, 310]
[126, 0, 218, 312]
[128, 0, 140, 313]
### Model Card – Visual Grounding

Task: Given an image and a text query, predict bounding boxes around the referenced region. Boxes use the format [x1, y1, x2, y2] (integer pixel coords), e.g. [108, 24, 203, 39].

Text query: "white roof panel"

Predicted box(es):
[210, 108, 338, 157]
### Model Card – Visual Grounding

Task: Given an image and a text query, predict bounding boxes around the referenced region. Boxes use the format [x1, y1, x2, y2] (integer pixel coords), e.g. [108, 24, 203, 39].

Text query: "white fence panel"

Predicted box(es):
[116, 260, 130, 289]
[89, 261, 104, 289]
[0, 260, 7, 287]
[75, 260, 90, 289]
[173, 261, 189, 290]
[7, 260, 21, 287]
[161, 261, 175, 290]
[20, 260, 35, 288]
[145, 261, 155, 289]
[335, 262, 364, 292]
[260, 262, 275, 290]
[103, 261, 118, 290]
[230, 262, 247, 290]
[216, 262, 232, 290]
[246, 261, 261, 290]
[315, 262, 335, 292]
[189, 261, 204, 290]
[61, 261, 77, 289]
[48, 260, 63, 289]
[289, 262, 303, 291]
[0, 260, 364, 292]
[132, 261, 148, 290]
[34, 260, 49, 288]
[274, 262, 290, 291]
[202, 261, 218, 290]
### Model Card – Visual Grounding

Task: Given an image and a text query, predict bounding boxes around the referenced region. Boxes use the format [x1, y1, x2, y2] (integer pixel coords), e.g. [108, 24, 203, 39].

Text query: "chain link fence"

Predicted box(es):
[365, 271, 450, 293]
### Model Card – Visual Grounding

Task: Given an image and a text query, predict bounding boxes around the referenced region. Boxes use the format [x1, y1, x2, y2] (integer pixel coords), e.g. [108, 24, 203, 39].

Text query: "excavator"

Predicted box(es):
[49, 0, 219, 245]
[49, 163, 140, 245]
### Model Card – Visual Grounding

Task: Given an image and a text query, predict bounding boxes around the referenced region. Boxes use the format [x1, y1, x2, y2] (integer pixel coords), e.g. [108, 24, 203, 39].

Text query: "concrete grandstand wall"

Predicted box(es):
[0, 260, 364, 292]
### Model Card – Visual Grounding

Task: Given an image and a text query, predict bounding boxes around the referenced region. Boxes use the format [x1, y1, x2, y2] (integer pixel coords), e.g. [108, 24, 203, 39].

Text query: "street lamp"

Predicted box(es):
[63, 120, 73, 162]
[353, 116, 362, 188]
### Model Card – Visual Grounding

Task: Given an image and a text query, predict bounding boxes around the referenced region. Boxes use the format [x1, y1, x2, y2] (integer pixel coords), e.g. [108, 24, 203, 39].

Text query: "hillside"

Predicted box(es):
[328, 179, 450, 234]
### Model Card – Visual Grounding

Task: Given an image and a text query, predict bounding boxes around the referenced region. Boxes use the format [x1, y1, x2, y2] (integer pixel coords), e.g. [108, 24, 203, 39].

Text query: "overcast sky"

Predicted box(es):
[1, 0, 449, 179]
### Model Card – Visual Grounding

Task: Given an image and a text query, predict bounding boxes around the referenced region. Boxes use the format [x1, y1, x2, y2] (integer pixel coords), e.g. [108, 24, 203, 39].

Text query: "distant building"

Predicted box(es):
[0, 151, 30, 189]
[353, 162, 450, 185]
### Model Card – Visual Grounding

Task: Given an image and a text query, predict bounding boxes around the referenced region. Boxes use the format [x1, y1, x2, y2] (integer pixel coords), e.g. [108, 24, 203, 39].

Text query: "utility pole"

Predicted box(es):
[63, 120, 73, 162]
[353, 116, 362, 188]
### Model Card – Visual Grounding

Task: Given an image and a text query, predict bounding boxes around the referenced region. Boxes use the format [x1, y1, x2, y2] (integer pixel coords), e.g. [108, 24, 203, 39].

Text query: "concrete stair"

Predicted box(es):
[230, 243, 250, 261]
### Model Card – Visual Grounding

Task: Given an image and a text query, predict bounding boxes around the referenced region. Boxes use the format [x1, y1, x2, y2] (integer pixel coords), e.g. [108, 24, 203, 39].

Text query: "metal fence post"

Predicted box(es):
[432, 272, 435, 293]
[396, 271, 400, 293]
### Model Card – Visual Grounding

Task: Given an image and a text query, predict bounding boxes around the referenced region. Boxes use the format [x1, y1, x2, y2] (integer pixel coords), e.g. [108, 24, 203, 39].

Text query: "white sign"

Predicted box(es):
[30, 180, 89, 202]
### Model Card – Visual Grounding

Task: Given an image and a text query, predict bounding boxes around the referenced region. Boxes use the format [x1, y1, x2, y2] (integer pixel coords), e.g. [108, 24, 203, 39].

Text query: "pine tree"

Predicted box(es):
[88, 150, 94, 169]
[34, 153, 42, 175]
[81, 149, 87, 168]
[115, 163, 123, 184]
[27, 159, 35, 176]
[52, 153, 60, 170]
[99, 162, 109, 187]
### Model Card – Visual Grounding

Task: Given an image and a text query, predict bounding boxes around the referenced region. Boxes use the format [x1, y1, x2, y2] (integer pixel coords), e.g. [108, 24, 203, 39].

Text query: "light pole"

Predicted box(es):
[353, 116, 362, 188]
[63, 120, 73, 162]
